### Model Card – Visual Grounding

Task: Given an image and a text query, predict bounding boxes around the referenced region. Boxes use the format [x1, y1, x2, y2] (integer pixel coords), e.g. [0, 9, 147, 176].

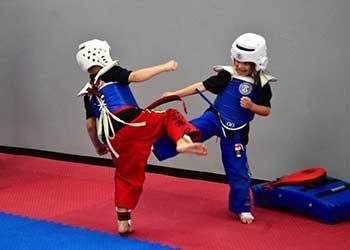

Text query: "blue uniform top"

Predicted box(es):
[202, 67, 274, 144]
[213, 78, 259, 129]
[83, 65, 136, 119]
[90, 82, 139, 118]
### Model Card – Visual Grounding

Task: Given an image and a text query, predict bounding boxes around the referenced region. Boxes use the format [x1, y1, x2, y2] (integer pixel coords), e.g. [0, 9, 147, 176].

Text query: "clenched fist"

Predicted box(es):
[96, 144, 110, 156]
[163, 60, 178, 72]
[240, 96, 254, 109]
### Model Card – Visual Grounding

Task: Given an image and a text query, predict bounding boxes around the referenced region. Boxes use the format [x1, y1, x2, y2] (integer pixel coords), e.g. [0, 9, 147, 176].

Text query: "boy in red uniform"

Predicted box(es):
[76, 39, 207, 234]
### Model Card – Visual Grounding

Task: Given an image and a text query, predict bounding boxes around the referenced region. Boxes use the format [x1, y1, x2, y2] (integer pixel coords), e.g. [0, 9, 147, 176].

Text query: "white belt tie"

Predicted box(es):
[96, 96, 146, 158]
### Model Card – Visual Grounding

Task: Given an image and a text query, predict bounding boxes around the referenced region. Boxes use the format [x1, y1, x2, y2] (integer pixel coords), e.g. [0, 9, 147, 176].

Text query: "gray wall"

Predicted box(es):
[1, 0, 349, 181]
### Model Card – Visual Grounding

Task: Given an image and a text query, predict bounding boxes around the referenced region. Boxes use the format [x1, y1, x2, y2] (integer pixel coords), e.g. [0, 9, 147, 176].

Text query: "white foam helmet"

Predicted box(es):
[231, 33, 268, 71]
[76, 39, 114, 72]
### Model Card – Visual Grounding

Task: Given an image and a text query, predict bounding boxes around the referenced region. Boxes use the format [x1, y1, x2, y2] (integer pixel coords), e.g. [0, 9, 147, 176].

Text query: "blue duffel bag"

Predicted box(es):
[253, 174, 350, 224]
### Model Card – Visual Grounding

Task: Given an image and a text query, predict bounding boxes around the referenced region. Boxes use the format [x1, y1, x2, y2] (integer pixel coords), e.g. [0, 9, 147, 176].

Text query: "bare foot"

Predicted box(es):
[239, 212, 254, 224]
[176, 142, 208, 156]
[118, 220, 133, 235]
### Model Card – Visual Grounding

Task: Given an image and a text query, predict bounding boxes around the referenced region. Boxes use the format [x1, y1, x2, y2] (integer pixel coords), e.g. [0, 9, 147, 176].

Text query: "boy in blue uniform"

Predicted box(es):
[153, 33, 276, 224]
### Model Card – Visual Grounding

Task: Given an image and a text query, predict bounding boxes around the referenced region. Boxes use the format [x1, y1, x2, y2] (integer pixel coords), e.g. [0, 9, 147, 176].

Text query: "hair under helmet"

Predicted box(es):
[231, 33, 268, 71]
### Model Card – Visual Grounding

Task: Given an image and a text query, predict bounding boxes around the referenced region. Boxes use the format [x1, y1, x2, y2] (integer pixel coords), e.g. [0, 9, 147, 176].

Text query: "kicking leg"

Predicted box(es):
[175, 135, 207, 156]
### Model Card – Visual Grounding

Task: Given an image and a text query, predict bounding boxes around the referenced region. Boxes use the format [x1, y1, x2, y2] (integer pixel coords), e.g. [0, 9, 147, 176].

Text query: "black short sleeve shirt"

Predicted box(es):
[202, 70, 272, 107]
[83, 66, 133, 119]
[202, 70, 273, 144]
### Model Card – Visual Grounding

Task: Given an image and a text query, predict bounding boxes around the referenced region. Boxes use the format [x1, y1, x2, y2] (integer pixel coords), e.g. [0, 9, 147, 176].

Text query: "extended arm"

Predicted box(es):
[163, 82, 206, 98]
[163, 70, 231, 98]
[128, 60, 178, 83]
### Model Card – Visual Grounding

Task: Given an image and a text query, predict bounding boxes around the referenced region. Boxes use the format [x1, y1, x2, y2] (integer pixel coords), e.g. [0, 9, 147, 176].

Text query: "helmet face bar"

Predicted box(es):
[76, 39, 114, 72]
[231, 33, 269, 71]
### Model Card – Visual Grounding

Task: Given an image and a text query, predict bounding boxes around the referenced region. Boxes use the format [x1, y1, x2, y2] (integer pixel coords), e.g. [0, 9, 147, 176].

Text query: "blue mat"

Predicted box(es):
[0, 212, 178, 250]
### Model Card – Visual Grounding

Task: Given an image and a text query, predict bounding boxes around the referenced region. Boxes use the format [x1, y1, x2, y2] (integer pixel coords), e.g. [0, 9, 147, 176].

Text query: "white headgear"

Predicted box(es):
[230, 33, 268, 71]
[76, 39, 116, 72]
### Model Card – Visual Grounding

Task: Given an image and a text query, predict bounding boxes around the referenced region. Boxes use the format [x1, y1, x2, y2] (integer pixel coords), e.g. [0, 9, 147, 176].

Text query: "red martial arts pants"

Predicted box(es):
[110, 108, 200, 209]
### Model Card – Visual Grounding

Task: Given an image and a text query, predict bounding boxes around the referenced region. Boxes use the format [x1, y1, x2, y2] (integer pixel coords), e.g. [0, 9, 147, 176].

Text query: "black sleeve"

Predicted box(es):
[259, 82, 272, 107]
[84, 95, 96, 119]
[99, 66, 133, 84]
[202, 70, 231, 94]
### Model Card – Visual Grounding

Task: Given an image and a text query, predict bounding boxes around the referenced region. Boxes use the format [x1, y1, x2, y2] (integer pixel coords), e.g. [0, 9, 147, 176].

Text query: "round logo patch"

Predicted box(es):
[225, 121, 236, 128]
[239, 82, 253, 95]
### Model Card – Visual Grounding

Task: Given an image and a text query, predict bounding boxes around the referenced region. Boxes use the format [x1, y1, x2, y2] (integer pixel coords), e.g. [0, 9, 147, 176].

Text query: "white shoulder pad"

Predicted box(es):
[93, 60, 119, 85]
[77, 82, 91, 97]
[260, 72, 277, 87]
[213, 65, 234, 75]
[76, 60, 119, 97]
[213, 65, 277, 87]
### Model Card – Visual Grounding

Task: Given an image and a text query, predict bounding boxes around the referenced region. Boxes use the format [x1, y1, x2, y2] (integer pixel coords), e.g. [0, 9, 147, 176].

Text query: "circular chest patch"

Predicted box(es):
[239, 82, 253, 95]
[225, 121, 236, 128]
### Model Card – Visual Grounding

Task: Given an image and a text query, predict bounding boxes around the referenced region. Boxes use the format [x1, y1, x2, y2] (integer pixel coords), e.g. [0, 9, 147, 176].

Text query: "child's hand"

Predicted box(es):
[96, 79, 105, 88]
[96, 144, 109, 156]
[163, 60, 178, 72]
[240, 96, 254, 109]
[162, 91, 176, 98]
